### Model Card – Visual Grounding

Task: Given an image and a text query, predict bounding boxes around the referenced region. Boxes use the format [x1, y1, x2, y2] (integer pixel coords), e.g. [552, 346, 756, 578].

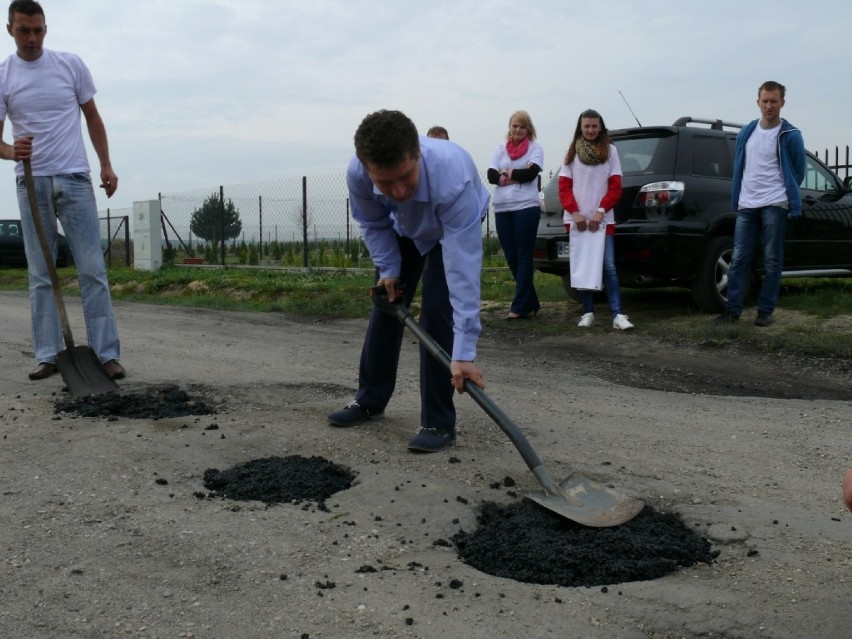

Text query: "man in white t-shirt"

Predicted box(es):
[718, 80, 806, 327]
[0, 0, 124, 381]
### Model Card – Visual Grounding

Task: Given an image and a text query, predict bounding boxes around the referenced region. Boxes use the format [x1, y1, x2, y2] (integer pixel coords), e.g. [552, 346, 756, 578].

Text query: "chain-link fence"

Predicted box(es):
[98, 148, 851, 271]
[99, 171, 503, 269]
[97, 207, 132, 268]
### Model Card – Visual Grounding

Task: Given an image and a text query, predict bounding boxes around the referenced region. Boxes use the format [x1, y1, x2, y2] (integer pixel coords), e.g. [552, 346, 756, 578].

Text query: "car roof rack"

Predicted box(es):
[672, 117, 744, 131]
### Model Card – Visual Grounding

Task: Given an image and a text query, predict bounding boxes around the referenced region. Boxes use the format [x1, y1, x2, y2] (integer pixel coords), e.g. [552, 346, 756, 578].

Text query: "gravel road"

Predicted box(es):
[0, 290, 849, 639]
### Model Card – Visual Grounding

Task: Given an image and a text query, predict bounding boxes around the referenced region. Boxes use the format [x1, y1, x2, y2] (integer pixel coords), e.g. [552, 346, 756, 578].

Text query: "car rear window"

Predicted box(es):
[690, 136, 732, 178]
[614, 134, 676, 175]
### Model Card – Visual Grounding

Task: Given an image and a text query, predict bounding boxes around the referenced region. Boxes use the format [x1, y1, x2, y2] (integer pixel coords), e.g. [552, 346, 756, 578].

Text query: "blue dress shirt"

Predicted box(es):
[347, 136, 490, 361]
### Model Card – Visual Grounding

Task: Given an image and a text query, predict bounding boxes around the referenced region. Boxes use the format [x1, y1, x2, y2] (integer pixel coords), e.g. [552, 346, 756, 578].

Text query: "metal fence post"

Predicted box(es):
[106, 207, 112, 267]
[302, 176, 308, 267]
[124, 215, 130, 266]
[219, 185, 225, 265]
[258, 195, 263, 261]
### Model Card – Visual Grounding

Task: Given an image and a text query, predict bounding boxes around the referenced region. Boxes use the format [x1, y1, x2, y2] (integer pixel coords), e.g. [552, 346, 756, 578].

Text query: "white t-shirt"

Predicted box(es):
[738, 123, 787, 209]
[489, 140, 544, 212]
[0, 48, 96, 177]
[558, 144, 622, 226]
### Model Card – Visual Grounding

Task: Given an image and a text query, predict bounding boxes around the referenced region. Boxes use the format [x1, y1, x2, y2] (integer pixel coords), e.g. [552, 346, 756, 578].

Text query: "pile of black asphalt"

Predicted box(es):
[452, 499, 718, 587]
[201, 455, 356, 511]
[54, 386, 214, 419]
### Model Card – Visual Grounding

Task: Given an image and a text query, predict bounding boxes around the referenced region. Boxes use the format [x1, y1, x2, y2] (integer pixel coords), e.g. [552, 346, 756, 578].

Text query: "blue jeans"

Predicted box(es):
[495, 206, 540, 316]
[354, 235, 455, 430]
[580, 234, 623, 317]
[725, 206, 787, 317]
[16, 172, 120, 365]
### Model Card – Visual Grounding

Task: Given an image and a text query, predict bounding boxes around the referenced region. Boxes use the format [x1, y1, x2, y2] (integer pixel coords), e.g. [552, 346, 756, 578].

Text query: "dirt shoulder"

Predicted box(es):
[0, 292, 850, 639]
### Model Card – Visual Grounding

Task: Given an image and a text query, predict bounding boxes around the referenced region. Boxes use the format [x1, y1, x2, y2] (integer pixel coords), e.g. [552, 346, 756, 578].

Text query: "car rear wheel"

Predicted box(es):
[691, 236, 747, 313]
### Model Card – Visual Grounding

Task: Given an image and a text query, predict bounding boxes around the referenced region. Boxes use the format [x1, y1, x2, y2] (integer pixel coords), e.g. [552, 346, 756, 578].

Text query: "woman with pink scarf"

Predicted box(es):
[488, 110, 544, 320]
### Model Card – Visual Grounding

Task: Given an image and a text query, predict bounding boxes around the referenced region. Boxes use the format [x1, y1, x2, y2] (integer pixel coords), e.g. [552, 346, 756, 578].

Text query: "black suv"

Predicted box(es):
[0, 219, 73, 268]
[533, 117, 852, 312]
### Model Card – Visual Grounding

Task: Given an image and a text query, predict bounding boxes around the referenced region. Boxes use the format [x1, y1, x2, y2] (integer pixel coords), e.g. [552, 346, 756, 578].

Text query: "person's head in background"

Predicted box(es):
[426, 126, 449, 140]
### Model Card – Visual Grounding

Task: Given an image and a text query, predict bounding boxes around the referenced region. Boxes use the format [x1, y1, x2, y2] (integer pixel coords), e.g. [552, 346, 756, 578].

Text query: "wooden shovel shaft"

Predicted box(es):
[23, 159, 76, 351]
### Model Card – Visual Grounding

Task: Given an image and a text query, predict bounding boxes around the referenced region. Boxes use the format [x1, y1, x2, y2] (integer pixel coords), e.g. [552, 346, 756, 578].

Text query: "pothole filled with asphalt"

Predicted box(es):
[54, 385, 216, 419]
[200, 455, 356, 511]
[452, 498, 718, 587]
[195, 457, 715, 586]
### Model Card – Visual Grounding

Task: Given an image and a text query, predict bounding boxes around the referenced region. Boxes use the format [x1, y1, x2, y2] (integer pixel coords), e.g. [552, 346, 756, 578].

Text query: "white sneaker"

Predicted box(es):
[577, 312, 595, 328]
[612, 314, 634, 330]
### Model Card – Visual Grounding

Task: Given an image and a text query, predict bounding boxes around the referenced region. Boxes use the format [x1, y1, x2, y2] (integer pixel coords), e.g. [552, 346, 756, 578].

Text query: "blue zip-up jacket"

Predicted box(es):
[731, 118, 806, 217]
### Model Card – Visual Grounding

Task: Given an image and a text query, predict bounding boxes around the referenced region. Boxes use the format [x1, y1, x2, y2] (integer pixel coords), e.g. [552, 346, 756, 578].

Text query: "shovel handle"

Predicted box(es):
[369, 287, 552, 479]
[23, 160, 76, 350]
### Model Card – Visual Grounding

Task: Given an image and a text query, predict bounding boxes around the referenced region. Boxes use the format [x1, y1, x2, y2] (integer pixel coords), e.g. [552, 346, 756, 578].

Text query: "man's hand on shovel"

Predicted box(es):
[376, 277, 402, 302]
[372, 280, 485, 394]
[451, 360, 484, 395]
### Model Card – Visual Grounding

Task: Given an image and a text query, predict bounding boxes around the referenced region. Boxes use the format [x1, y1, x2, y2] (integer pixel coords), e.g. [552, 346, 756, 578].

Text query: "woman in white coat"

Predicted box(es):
[558, 109, 633, 330]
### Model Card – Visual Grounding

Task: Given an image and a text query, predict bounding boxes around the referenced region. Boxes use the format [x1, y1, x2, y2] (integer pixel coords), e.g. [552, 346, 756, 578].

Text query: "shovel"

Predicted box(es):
[369, 286, 644, 527]
[23, 160, 119, 396]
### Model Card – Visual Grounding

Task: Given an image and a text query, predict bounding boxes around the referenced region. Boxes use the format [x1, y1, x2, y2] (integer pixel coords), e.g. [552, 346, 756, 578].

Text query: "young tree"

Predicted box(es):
[190, 193, 243, 242]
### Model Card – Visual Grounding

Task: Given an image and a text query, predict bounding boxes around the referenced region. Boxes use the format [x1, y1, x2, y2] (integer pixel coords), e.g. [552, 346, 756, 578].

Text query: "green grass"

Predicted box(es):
[1, 266, 850, 359]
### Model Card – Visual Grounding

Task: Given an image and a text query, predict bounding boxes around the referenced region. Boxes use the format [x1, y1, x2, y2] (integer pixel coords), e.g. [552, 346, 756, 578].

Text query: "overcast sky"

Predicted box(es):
[1, 0, 850, 218]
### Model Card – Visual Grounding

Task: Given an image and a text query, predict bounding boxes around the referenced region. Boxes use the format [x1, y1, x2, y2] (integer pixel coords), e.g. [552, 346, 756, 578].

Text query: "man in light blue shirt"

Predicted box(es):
[329, 110, 490, 453]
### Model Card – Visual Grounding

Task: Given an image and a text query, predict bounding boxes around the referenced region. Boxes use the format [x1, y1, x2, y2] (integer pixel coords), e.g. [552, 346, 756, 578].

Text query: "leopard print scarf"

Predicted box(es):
[575, 137, 605, 165]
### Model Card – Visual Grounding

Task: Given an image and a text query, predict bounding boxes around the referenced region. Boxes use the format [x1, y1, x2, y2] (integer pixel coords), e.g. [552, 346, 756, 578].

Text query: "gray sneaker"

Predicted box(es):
[407, 427, 456, 453]
[328, 401, 384, 427]
[754, 312, 775, 327]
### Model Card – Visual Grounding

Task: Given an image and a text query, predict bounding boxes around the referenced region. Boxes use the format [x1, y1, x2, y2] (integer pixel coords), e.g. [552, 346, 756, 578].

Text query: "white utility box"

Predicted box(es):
[133, 200, 162, 271]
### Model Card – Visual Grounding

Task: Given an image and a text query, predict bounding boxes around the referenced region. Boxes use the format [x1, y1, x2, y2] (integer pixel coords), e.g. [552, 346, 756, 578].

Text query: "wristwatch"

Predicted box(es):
[596, 207, 605, 215]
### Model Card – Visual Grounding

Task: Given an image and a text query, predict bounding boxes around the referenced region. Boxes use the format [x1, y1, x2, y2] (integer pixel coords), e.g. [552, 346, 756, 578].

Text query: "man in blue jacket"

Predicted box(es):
[719, 80, 806, 327]
[329, 110, 490, 453]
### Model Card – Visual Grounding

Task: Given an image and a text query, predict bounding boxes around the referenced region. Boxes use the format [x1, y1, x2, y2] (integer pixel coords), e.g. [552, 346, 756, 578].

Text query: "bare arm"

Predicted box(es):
[0, 121, 34, 162]
[80, 98, 118, 197]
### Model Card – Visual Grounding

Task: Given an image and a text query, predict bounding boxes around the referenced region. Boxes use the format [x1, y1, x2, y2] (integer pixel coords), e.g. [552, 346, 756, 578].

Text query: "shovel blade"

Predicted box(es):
[527, 472, 644, 528]
[57, 346, 119, 397]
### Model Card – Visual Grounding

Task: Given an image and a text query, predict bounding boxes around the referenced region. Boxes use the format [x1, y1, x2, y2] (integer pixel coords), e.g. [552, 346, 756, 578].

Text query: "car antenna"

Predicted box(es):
[619, 90, 642, 127]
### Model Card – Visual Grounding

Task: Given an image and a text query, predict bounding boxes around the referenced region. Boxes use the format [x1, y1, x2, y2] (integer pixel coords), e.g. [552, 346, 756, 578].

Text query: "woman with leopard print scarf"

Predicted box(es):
[558, 109, 634, 331]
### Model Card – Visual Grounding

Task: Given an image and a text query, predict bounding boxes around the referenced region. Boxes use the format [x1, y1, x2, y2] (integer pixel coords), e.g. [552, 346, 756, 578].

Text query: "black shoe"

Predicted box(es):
[28, 362, 58, 380]
[102, 360, 126, 380]
[328, 401, 384, 427]
[407, 427, 456, 453]
[754, 312, 775, 327]
[505, 309, 538, 321]
[714, 312, 739, 324]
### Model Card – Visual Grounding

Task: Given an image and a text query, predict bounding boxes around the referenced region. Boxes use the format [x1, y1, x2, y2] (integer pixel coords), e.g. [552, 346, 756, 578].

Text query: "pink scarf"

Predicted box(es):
[506, 137, 529, 160]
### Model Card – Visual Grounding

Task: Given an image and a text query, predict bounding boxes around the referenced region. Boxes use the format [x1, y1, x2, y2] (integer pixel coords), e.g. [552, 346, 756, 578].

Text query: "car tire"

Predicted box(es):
[691, 236, 749, 313]
[561, 274, 580, 301]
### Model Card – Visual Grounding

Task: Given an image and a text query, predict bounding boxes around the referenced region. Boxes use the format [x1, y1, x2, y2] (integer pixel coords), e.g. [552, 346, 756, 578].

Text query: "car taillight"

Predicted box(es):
[638, 181, 685, 207]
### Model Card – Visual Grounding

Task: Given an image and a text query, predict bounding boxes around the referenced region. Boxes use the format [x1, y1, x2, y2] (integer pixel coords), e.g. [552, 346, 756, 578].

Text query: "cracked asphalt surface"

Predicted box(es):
[1, 290, 850, 639]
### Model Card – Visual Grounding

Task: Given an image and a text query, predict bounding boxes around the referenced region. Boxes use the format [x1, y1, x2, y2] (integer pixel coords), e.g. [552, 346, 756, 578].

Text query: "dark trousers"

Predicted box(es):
[495, 206, 541, 316]
[354, 235, 455, 430]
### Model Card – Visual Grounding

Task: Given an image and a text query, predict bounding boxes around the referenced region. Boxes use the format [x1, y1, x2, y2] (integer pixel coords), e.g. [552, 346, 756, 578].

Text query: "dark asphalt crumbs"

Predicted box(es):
[51, 386, 715, 589]
[202, 455, 355, 509]
[453, 499, 718, 587]
[54, 387, 214, 419]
